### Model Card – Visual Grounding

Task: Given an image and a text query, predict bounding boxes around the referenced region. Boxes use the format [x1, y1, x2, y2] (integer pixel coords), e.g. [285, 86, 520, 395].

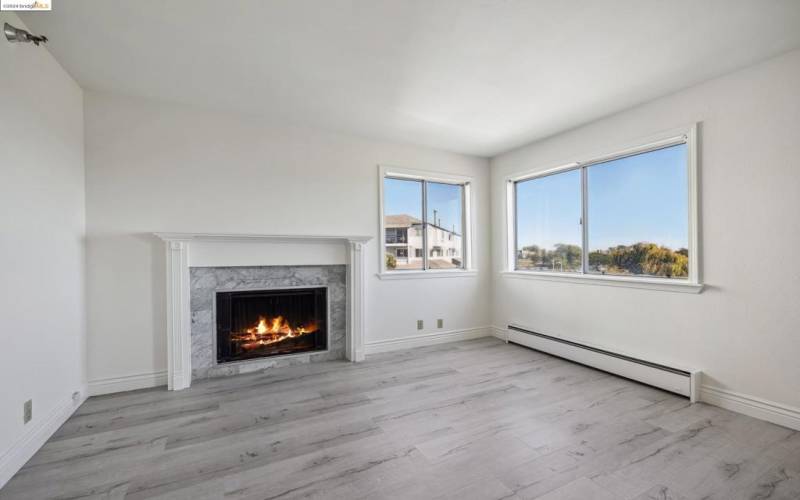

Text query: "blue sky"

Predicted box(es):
[384, 178, 463, 234]
[384, 178, 422, 219]
[515, 168, 582, 250]
[516, 143, 688, 251]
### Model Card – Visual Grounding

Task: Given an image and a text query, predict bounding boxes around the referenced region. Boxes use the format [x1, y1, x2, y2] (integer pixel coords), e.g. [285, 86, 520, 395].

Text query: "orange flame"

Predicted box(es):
[231, 315, 317, 350]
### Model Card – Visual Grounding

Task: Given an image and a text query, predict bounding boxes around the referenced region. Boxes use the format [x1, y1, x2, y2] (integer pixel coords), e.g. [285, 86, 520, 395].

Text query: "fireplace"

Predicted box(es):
[215, 287, 328, 363]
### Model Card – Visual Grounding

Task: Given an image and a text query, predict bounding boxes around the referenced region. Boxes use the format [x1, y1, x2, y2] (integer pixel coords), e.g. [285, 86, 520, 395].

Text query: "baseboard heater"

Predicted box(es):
[507, 325, 701, 402]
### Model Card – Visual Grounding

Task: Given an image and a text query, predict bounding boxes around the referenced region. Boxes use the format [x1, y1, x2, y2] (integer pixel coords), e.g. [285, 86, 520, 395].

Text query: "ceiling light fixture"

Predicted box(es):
[4, 22, 48, 46]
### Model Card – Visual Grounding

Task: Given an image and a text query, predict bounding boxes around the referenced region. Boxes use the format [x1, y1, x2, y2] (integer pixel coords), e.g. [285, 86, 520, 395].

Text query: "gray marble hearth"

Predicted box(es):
[190, 265, 346, 380]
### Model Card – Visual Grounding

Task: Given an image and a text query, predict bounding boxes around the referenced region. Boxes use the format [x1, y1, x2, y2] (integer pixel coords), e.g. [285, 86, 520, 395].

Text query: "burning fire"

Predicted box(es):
[231, 316, 317, 350]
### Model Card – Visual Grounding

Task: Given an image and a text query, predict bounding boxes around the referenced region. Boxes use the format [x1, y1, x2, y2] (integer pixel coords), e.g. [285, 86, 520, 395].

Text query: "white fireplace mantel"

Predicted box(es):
[154, 232, 372, 391]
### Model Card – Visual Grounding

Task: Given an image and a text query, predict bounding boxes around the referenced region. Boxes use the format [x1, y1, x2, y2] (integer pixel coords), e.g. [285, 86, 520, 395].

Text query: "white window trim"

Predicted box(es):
[377, 164, 477, 280]
[503, 124, 702, 293]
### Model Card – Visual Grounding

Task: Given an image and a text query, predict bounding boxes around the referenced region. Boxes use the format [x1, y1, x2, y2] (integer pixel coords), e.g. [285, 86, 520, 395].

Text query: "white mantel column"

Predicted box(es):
[165, 240, 192, 390]
[346, 240, 367, 362]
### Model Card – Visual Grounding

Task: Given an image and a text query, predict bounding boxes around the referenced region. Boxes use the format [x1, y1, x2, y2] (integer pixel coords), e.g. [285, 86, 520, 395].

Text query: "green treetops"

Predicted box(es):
[520, 242, 688, 278]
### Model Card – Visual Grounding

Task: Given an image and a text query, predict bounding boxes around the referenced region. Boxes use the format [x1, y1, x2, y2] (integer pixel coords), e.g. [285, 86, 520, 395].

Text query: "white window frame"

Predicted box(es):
[502, 124, 702, 293]
[378, 165, 476, 280]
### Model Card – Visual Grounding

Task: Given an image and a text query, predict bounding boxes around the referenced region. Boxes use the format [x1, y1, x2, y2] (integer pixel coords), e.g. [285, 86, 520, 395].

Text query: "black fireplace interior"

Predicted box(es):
[216, 287, 327, 363]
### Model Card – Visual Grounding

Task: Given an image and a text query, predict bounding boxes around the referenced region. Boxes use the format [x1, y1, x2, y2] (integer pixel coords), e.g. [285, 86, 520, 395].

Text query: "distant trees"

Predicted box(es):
[592, 242, 688, 278]
[588, 250, 610, 267]
[519, 242, 688, 278]
[553, 243, 582, 271]
[518, 243, 582, 272]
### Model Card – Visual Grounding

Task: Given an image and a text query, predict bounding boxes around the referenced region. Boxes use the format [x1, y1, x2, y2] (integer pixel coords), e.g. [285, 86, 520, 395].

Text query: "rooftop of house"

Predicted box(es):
[385, 214, 461, 236]
[384, 214, 422, 228]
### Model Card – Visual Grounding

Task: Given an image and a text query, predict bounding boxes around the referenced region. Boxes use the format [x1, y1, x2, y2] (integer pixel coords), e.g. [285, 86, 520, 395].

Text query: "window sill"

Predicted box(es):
[377, 270, 478, 280]
[500, 271, 703, 294]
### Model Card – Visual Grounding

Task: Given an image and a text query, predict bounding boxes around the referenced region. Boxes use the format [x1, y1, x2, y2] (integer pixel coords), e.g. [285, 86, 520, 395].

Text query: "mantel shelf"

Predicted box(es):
[154, 232, 372, 244]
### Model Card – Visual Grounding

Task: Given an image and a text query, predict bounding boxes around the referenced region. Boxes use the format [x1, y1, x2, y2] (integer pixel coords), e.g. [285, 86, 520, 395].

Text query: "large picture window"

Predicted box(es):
[510, 129, 698, 285]
[381, 168, 471, 274]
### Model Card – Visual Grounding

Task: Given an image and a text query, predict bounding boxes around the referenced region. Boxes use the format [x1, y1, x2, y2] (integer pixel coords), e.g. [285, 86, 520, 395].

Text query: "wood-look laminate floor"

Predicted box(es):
[3, 337, 799, 500]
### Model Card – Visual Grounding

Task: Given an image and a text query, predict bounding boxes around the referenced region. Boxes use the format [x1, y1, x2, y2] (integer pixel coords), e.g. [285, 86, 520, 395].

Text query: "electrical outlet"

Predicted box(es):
[437, 319, 443, 329]
[23, 400, 32, 424]
[417, 320, 424, 330]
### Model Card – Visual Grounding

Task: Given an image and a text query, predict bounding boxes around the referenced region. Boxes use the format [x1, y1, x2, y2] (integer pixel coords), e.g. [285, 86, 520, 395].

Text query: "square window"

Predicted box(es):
[382, 170, 470, 273]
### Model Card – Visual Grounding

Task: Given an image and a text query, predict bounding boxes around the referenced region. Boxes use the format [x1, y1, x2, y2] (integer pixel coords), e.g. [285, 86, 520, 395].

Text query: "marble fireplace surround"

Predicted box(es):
[190, 265, 346, 380]
[154, 233, 372, 391]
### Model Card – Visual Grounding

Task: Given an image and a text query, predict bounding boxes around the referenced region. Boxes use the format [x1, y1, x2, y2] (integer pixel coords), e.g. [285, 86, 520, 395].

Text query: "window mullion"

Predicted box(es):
[422, 180, 429, 271]
[581, 166, 589, 275]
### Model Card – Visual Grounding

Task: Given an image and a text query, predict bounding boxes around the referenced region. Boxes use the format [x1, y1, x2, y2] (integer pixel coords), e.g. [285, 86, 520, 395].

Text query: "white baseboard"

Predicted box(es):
[700, 385, 800, 431]
[0, 386, 87, 489]
[490, 325, 509, 342]
[365, 326, 491, 355]
[88, 370, 167, 396]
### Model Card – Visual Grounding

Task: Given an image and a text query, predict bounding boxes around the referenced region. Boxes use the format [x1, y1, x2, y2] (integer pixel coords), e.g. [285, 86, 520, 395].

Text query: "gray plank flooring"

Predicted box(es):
[2, 337, 799, 499]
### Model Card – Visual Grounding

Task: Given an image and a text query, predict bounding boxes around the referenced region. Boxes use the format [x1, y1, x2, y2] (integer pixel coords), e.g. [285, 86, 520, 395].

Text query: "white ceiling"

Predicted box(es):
[21, 1, 800, 157]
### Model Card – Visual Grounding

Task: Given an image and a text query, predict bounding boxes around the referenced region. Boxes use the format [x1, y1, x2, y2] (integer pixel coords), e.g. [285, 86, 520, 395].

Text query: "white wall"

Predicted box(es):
[0, 13, 86, 486]
[84, 91, 490, 386]
[490, 50, 800, 415]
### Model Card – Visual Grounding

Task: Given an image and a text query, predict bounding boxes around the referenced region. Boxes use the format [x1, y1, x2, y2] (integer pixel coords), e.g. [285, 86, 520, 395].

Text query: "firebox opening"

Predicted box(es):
[216, 287, 327, 363]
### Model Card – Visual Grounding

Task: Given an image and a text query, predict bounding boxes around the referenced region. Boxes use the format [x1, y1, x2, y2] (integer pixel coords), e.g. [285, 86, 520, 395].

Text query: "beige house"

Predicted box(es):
[385, 214, 463, 269]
